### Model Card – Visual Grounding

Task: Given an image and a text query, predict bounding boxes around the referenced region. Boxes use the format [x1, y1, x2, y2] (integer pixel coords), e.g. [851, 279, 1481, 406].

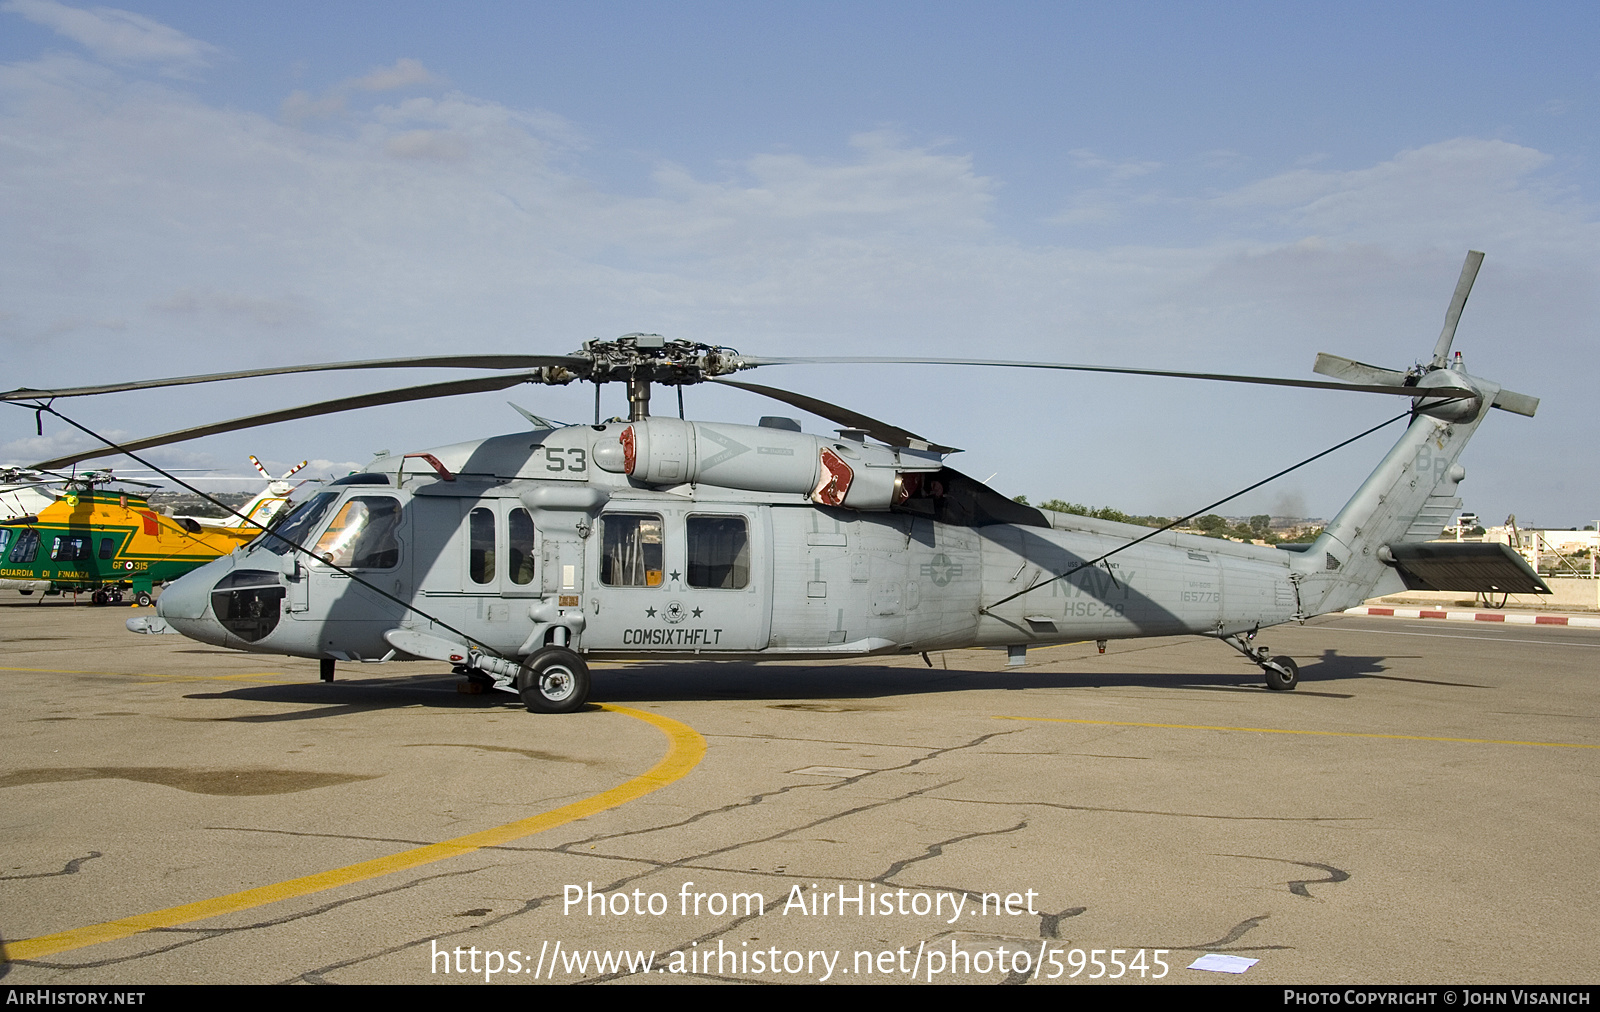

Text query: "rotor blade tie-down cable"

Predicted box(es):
[981, 409, 1417, 614]
[17, 402, 505, 659]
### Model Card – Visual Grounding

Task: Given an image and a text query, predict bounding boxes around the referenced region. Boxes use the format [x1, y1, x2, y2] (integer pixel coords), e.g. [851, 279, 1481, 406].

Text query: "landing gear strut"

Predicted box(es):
[1223, 630, 1299, 691]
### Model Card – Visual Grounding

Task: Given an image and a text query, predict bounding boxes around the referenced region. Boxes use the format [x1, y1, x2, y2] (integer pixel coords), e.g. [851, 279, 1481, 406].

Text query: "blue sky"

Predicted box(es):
[2, 1, 1595, 524]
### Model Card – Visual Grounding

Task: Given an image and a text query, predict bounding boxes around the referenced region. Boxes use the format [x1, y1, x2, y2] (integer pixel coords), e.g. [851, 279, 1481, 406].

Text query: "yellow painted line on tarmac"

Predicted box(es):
[4, 704, 706, 962]
[996, 715, 1599, 750]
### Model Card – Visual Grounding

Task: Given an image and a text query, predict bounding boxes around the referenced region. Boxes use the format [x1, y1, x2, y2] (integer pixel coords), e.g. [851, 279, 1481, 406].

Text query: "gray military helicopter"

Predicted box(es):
[4, 252, 1545, 712]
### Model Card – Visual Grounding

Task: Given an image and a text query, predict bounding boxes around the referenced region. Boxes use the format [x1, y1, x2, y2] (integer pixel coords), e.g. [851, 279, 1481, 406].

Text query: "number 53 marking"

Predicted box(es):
[544, 447, 588, 472]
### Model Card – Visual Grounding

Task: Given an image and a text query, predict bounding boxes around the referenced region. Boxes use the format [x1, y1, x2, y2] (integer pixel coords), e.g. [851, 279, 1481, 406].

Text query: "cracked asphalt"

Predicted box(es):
[2, 599, 1597, 984]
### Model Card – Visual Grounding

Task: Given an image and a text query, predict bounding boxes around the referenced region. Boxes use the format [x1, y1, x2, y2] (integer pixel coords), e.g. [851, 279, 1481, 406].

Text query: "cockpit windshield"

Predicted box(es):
[255, 491, 340, 556]
[310, 496, 402, 569]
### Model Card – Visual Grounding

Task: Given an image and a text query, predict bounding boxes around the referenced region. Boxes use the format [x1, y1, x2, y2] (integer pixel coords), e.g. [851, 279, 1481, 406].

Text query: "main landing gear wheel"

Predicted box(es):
[1264, 655, 1299, 691]
[517, 648, 590, 714]
[134, 591, 153, 607]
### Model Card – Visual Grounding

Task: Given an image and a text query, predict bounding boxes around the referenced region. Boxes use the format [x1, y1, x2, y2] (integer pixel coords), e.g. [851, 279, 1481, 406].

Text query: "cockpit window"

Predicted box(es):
[312, 496, 402, 569]
[9, 529, 40, 563]
[258, 492, 340, 556]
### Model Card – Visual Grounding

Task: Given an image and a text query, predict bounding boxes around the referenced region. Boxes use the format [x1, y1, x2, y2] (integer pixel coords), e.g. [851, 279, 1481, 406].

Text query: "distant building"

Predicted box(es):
[1483, 525, 1597, 576]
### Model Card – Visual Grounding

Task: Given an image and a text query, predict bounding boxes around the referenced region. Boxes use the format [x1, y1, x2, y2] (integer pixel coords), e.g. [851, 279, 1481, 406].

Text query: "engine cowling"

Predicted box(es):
[607, 418, 941, 510]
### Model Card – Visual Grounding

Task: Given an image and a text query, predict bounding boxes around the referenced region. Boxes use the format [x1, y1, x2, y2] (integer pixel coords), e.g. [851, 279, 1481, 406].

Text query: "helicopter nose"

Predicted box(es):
[155, 557, 233, 646]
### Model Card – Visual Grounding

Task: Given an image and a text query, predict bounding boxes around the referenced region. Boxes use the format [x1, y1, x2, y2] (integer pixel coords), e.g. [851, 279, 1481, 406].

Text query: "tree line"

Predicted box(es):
[1015, 497, 1322, 544]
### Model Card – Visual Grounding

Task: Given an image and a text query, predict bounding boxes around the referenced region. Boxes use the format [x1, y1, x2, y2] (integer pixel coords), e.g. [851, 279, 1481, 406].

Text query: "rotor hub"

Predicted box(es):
[564, 334, 749, 387]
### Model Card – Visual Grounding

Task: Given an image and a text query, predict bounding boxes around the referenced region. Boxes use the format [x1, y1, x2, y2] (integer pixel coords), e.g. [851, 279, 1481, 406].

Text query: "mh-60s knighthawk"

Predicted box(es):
[4, 253, 1545, 712]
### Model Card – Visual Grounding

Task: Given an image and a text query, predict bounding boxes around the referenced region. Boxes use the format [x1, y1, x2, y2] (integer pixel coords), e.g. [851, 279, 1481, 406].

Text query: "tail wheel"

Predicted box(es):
[1264, 655, 1299, 691]
[516, 648, 591, 714]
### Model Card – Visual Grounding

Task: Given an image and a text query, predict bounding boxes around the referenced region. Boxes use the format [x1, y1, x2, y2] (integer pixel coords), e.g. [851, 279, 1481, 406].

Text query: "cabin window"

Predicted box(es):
[468, 507, 495, 584]
[311, 496, 403, 569]
[508, 507, 536, 585]
[260, 492, 340, 556]
[51, 535, 91, 561]
[99, 537, 116, 559]
[0, 529, 10, 557]
[8, 529, 39, 563]
[601, 513, 664, 587]
[687, 515, 750, 589]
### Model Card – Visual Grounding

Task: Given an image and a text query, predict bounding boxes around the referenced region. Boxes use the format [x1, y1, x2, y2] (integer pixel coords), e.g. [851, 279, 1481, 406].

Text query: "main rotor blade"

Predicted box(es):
[2, 354, 586, 402]
[32, 373, 539, 470]
[711, 378, 961, 454]
[739, 355, 1470, 399]
[1432, 250, 1485, 367]
[1312, 352, 1407, 386]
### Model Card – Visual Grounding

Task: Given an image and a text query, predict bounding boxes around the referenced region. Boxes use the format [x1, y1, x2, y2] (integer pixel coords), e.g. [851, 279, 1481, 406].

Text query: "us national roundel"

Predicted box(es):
[921, 554, 961, 587]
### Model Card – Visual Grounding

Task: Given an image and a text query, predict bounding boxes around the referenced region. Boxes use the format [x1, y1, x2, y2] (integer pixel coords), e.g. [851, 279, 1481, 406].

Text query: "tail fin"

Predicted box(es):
[1291, 253, 1537, 617]
[1292, 399, 1480, 616]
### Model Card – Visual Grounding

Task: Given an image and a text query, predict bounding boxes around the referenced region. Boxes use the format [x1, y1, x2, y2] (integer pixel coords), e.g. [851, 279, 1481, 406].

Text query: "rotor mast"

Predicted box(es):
[578, 333, 749, 423]
[627, 374, 652, 421]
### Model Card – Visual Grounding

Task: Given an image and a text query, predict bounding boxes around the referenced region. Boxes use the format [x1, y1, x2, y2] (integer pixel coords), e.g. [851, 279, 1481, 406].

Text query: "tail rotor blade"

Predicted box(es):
[1432, 250, 1485, 367]
[1491, 388, 1539, 417]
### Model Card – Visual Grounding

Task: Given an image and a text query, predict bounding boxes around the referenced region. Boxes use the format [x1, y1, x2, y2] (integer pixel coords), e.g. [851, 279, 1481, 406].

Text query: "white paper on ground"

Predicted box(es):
[1186, 953, 1259, 973]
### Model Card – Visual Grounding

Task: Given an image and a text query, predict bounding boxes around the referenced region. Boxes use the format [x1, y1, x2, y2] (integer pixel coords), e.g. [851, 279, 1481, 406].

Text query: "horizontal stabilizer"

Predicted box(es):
[1312, 353, 1407, 386]
[1384, 542, 1550, 595]
[1491, 388, 1539, 417]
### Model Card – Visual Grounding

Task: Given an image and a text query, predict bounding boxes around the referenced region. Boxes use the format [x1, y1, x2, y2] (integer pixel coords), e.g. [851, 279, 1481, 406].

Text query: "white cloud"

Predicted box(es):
[383, 129, 467, 161]
[281, 58, 445, 123]
[1069, 148, 1162, 181]
[351, 58, 439, 93]
[1212, 139, 1591, 257]
[1, 426, 132, 466]
[2, 0, 219, 77]
[281, 88, 347, 123]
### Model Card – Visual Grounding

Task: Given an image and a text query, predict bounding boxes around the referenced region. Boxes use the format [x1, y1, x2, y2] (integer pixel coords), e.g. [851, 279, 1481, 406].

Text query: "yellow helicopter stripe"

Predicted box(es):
[996, 715, 1599, 749]
[3, 704, 706, 961]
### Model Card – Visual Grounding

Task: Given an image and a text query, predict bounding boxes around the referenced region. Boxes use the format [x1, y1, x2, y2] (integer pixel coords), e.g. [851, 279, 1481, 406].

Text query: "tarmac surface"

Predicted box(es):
[2, 595, 1596, 985]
